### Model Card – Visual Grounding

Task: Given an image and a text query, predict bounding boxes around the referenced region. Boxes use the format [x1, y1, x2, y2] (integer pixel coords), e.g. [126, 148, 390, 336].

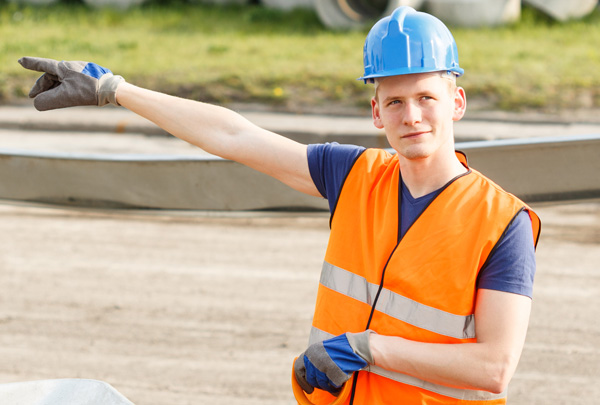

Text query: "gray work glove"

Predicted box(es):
[294, 330, 374, 395]
[18, 56, 125, 111]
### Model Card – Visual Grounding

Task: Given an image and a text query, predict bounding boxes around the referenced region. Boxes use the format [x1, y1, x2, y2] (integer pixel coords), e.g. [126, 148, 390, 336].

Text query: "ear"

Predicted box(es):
[452, 86, 467, 121]
[371, 96, 384, 129]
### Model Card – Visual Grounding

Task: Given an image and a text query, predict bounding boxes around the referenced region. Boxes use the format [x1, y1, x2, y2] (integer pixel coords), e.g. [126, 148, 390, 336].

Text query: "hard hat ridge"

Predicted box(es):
[359, 6, 464, 83]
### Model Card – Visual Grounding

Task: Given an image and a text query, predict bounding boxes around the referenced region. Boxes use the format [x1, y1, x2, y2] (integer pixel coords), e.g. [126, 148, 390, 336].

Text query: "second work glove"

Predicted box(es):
[18, 57, 125, 111]
[294, 331, 374, 395]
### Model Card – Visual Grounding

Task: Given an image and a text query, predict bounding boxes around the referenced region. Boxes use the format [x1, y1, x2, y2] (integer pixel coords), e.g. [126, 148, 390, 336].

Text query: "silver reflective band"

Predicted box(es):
[308, 326, 335, 346]
[308, 327, 506, 401]
[320, 262, 476, 339]
[370, 365, 507, 401]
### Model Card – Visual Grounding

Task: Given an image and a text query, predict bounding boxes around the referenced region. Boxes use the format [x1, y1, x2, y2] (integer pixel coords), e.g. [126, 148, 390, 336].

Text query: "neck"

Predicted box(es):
[398, 149, 467, 199]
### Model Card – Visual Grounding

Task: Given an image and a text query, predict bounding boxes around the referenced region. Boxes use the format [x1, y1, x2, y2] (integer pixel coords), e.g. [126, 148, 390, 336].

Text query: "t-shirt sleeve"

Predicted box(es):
[477, 210, 537, 298]
[307, 143, 366, 213]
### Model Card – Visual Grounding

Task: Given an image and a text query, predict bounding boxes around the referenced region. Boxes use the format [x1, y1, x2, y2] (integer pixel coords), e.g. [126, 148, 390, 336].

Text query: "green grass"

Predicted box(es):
[1, 2, 599, 114]
[454, 6, 600, 111]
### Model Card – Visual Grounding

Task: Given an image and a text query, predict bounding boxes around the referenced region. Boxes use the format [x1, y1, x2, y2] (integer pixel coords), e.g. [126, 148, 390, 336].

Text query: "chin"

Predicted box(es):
[396, 147, 433, 160]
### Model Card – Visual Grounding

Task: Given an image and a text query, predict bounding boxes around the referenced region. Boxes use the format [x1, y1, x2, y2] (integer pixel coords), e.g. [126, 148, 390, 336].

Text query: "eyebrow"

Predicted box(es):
[382, 90, 436, 104]
[382, 95, 400, 104]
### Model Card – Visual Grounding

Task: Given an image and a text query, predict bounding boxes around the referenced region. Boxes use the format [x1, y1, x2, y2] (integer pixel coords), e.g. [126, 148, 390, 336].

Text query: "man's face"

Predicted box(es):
[371, 72, 466, 161]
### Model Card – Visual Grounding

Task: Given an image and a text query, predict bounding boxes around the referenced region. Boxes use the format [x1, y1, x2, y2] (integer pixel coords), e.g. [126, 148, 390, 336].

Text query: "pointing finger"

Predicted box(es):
[18, 56, 60, 76]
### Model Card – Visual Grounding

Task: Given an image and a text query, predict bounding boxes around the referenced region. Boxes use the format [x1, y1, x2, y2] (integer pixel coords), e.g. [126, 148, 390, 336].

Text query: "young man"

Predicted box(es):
[19, 6, 539, 404]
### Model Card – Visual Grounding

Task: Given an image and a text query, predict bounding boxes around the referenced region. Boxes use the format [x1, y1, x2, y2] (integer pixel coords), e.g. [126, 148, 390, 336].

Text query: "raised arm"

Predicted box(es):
[18, 57, 320, 197]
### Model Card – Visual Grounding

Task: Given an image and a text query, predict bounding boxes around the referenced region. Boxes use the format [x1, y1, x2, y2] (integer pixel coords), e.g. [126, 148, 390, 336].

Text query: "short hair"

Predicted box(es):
[373, 70, 458, 101]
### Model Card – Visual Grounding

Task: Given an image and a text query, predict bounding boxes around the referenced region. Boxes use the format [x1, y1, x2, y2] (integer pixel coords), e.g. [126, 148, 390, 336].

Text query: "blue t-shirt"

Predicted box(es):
[307, 143, 536, 298]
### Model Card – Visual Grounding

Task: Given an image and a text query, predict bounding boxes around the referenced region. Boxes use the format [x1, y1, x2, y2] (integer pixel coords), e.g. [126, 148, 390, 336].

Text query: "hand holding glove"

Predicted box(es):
[294, 330, 374, 395]
[18, 57, 125, 111]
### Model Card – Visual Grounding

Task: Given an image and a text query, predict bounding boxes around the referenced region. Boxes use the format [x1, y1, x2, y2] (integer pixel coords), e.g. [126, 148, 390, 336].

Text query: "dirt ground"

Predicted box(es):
[0, 199, 599, 405]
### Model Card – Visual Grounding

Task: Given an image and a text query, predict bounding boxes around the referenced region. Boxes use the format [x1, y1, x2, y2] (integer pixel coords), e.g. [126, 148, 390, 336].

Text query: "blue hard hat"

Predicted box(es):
[359, 6, 464, 83]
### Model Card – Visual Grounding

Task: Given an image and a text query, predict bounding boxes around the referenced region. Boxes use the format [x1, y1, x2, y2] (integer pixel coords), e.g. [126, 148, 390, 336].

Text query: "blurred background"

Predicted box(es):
[2, 0, 599, 116]
[1, 2, 600, 404]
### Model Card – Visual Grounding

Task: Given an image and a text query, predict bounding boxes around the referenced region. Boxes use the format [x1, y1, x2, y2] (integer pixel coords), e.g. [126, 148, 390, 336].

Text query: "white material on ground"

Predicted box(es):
[0, 379, 134, 405]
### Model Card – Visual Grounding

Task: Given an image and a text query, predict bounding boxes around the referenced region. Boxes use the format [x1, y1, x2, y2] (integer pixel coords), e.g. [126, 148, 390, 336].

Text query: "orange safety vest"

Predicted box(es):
[307, 149, 541, 405]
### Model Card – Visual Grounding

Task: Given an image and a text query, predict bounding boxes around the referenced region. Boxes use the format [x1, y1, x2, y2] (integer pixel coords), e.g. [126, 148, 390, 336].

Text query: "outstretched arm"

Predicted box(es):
[370, 289, 532, 393]
[116, 83, 320, 197]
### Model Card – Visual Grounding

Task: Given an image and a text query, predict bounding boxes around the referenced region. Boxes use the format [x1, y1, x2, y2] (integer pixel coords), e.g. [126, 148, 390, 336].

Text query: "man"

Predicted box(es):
[19, 6, 540, 404]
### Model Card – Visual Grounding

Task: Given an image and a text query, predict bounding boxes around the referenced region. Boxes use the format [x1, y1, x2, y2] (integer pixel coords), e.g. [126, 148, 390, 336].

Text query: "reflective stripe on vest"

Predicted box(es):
[319, 261, 475, 340]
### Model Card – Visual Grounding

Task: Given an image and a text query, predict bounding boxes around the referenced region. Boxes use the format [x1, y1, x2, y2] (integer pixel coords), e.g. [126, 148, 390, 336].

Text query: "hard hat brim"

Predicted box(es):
[358, 66, 465, 83]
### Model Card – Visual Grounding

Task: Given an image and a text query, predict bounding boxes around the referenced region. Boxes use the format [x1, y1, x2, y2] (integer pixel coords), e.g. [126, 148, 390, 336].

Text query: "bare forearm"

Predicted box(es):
[116, 82, 254, 158]
[370, 335, 516, 393]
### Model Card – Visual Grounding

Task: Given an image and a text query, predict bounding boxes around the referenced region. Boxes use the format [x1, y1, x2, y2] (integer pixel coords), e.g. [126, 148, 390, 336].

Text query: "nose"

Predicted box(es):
[402, 101, 422, 126]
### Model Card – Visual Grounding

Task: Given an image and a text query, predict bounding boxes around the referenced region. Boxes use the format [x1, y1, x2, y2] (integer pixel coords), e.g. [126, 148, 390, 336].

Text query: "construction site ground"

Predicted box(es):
[1, 198, 599, 405]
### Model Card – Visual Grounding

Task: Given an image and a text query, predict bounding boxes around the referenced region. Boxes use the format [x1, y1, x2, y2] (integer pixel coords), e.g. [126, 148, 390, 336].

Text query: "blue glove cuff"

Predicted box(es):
[323, 334, 369, 374]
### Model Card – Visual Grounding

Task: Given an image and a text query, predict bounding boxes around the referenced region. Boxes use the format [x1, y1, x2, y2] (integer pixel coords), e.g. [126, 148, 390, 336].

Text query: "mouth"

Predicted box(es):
[402, 130, 430, 139]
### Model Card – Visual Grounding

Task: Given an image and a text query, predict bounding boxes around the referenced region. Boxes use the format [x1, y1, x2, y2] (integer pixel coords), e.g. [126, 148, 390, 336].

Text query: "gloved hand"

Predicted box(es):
[294, 330, 374, 395]
[18, 57, 125, 111]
